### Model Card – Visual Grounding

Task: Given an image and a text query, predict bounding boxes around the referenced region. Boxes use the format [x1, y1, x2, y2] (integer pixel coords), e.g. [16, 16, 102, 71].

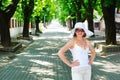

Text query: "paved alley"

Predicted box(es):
[0, 24, 120, 80]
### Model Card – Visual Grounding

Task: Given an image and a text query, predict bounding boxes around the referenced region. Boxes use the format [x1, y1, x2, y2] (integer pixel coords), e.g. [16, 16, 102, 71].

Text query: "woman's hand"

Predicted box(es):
[70, 60, 80, 67]
[88, 60, 93, 65]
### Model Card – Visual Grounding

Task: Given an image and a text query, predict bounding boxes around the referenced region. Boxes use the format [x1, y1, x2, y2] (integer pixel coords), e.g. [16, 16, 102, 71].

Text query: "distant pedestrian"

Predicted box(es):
[58, 22, 96, 80]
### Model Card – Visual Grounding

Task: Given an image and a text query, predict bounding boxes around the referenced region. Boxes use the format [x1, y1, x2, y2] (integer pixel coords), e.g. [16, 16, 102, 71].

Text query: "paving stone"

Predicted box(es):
[0, 27, 120, 80]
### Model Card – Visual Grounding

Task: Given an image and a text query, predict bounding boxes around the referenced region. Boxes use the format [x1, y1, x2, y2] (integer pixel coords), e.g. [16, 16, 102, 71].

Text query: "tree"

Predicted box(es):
[35, 16, 41, 33]
[32, 0, 57, 33]
[71, 0, 84, 22]
[22, 0, 34, 38]
[32, 0, 44, 33]
[86, 0, 94, 35]
[101, 0, 116, 45]
[0, 0, 20, 46]
[57, 0, 77, 29]
[82, 0, 98, 35]
[57, 0, 96, 32]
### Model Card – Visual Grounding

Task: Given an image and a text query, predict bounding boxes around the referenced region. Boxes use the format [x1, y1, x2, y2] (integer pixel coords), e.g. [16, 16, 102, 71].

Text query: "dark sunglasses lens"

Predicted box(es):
[76, 29, 84, 32]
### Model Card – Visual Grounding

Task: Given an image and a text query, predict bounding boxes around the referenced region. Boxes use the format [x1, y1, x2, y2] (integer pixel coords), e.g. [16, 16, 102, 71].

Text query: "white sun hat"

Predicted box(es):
[70, 22, 93, 38]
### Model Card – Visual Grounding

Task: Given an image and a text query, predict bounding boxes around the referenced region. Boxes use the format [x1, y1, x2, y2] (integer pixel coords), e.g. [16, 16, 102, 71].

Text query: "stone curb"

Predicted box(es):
[0, 43, 22, 52]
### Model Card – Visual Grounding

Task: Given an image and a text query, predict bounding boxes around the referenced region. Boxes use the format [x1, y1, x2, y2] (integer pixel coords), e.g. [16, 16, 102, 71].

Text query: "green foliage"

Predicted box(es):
[11, 0, 117, 24]
[116, 0, 120, 8]
[33, 0, 44, 17]
[93, 0, 103, 18]
[13, 0, 35, 22]
[12, 0, 103, 23]
[32, 0, 57, 22]
[0, 0, 12, 10]
[13, 1, 23, 21]
[57, 0, 102, 22]
[2, 0, 11, 6]
[102, 0, 115, 7]
[57, 0, 73, 23]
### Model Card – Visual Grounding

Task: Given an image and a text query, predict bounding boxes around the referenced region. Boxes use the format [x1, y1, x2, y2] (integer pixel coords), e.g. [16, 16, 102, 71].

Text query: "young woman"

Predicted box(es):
[58, 22, 96, 80]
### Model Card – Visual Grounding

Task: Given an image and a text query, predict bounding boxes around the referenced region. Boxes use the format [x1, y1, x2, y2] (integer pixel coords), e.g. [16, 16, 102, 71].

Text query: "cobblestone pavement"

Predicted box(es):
[0, 26, 120, 80]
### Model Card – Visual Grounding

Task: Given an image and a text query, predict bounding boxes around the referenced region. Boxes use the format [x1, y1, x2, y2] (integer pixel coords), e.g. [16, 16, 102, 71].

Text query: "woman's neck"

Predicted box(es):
[76, 37, 84, 41]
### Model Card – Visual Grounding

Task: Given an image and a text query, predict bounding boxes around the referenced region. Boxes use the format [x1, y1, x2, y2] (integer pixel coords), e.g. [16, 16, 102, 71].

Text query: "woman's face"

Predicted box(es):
[75, 28, 85, 37]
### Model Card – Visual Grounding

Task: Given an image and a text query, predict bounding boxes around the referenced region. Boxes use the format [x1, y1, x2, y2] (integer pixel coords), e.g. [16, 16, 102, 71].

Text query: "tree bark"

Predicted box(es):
[76, 2, 82, 22]
[0, 12, 11, 46]
[35, 16, 42, 33]
[23, 17, 29, 37]
[72, 1, 83, 22]
[101, 0, 116, 45]
[22, 0, 34, 37]
[0, 0, 20, 46]
[87, 0, 94, 36]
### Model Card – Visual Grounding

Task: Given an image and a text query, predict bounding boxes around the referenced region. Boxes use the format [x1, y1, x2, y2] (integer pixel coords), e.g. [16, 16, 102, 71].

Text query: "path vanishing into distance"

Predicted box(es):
[0, 21, 120, 80]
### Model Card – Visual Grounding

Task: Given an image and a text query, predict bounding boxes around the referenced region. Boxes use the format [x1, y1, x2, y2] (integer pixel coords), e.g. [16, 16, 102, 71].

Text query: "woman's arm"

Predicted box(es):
[88, 40, 96, 65]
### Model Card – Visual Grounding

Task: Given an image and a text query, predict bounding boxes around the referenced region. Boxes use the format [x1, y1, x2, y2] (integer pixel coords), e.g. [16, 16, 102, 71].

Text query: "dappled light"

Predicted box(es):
[0, 20, 120, 80]
[30, 59, 53, 67]
[0, 29, 71, 80]
[92, 54, 120, 80]
[30, 67, 55, 76]
[94, 61, 119, 73]
[0, 0, 120, 80]
[24, 54, 43, 57]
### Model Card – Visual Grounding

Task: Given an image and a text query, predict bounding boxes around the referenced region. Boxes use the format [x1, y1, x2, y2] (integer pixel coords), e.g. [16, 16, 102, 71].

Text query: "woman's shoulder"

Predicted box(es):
[66, 38, 75, 48]
[84, 38, 92, 46]
[67, 38, 75, 44]
[84, 38, 90, 42]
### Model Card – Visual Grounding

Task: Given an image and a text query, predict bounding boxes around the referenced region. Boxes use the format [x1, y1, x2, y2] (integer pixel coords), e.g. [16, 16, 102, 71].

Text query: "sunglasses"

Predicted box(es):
[75, 28, 84, 32]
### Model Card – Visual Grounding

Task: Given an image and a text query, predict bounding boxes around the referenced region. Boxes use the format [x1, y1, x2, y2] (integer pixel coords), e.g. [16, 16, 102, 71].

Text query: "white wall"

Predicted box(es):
[10, 27, 23, 38]
[115, 8, 120, 22]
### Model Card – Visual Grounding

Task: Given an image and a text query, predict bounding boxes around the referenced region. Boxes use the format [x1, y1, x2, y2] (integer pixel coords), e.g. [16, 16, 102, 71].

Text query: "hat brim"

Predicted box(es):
[70, 27, 93, 38]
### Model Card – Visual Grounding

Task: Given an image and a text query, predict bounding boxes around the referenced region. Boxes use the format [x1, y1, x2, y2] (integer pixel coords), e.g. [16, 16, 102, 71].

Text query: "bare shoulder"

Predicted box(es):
[66, 38, 74, 45]
[85, 38, 90, 43]
[64, 38, 74, 48]
[85, 38, 92, 45]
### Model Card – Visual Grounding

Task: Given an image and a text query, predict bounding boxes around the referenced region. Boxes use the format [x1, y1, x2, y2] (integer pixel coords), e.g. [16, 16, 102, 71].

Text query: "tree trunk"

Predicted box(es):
[72, 18, 76, 28]
[22, 0, 34, 37]
[72, 1, 83, 22]
[66, 19, 73, 30]
[23, 17, 29, 37]
[0, 0, 20, 46]
[0, 12, 11, 46]
[87, 0, 94, 36]
[101, 0, 116, 45]
[76, 12, 82, 22]
[35, 16, 42, 33]
[35, 22, 40, 33]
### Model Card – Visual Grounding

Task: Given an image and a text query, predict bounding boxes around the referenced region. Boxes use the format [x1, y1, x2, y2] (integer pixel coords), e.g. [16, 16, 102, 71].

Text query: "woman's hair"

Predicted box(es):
[73, 29, 86, 37]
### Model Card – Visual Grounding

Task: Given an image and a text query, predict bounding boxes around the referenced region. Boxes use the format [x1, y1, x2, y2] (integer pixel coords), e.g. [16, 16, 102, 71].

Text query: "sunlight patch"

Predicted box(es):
[97, 76, 106, 80]
[94, 61, 120, 73]
[30, 59, 53, 66]
[94, 62, 104, 65]
[42, 78, 54, 80]
[100, 63, 120, 73]
[30, 67, 55, 76]
[17, 52, 29, 55]
[24, 54, 42, 57]
[36, 46, 56, 50]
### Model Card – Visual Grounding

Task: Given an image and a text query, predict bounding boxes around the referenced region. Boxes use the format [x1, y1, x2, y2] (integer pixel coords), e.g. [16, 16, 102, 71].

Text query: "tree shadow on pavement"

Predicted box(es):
[0, 38, 72, 80]
[92, 54, 120, 80]
[0, 34, 120, 80]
